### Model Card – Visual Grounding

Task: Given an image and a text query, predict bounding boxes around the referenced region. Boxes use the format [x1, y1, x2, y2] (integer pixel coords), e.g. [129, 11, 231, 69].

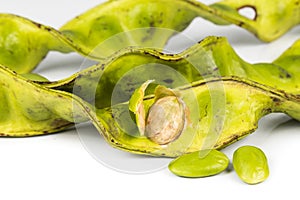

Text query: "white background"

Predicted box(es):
[1, 0, 300, 199]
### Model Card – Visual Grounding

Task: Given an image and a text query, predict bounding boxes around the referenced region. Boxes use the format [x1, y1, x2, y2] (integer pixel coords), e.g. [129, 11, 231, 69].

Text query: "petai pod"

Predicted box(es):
[2, 36, 300, 140]
[0, 65, 89, 136]
[0, 0, 201, 73]
[233, 146, 269, 184]
[168, 149, 229, 178]
[210, 0, 300, 42]
[1, 62, 300, 156]
[47, 36, 300, 111]
[1, 0, 300, 72]
[92, 77, 300, 156]
[0, 14, 73, 74]
[1, 36, 300, 157]
[5, 61, 299, 156]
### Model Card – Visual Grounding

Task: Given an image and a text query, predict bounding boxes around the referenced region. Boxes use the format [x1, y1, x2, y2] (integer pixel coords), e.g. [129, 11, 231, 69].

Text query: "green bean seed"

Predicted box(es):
[233, 146, 269, 184]
[168, 150, 229, 177]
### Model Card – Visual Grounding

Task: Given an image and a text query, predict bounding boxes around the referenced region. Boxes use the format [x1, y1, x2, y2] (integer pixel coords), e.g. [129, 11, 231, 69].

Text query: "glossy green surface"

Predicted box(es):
[233, 146, 269, 184]
[168, 149, 229, 177]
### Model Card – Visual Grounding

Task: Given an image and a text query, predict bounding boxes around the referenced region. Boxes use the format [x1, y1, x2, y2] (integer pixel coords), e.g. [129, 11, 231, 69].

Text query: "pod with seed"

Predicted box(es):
[2, 36, 300, 157]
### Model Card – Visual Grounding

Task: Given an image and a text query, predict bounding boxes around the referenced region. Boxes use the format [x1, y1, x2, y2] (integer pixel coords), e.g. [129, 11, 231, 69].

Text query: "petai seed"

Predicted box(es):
[145, 96, 185, 145]
[168, 149, 229, 178]
[233, 145, 269, 184]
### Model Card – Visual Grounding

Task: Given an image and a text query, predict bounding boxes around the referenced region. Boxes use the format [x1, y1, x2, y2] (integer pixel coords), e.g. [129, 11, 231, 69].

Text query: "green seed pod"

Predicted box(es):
[1, 59, 300, 156]
[0, 65, 89, 136]
[2, 36, 300, 157]
[0, 0, 202, 73]
[0, 14, 73, 74]
[211, 0, 300, 42]
[1, 0, 300, 72]
[233, 146, 269, 184]
[92, 76, 300, 156]
[168, 149, 229, 178]
[46, 36, 300, 113]
[20, 73, 49, 82]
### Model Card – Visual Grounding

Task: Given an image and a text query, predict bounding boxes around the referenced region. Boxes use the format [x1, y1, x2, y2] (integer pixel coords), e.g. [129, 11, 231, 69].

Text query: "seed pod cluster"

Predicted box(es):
[0, 0, 299, 184]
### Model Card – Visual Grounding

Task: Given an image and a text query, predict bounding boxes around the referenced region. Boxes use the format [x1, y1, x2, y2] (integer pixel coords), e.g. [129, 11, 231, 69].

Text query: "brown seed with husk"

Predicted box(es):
[145, 96, 186, 145]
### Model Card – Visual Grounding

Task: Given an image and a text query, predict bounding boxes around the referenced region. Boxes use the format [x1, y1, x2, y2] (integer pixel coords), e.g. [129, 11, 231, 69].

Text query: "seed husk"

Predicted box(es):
[145, 96, 185, 145]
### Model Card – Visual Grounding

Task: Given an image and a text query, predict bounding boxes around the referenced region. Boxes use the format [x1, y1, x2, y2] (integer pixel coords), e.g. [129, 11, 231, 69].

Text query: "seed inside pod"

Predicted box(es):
[145, 96, 186, 145]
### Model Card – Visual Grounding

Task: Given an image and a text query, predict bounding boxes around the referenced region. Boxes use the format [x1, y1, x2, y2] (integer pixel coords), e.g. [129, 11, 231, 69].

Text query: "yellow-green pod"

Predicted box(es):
[2, 35, 300, 157]
[233, 146, 269, 184]
[168, 149, 229, 178]
[1, 0, 299, 73]
[20, 73, 49, 82]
